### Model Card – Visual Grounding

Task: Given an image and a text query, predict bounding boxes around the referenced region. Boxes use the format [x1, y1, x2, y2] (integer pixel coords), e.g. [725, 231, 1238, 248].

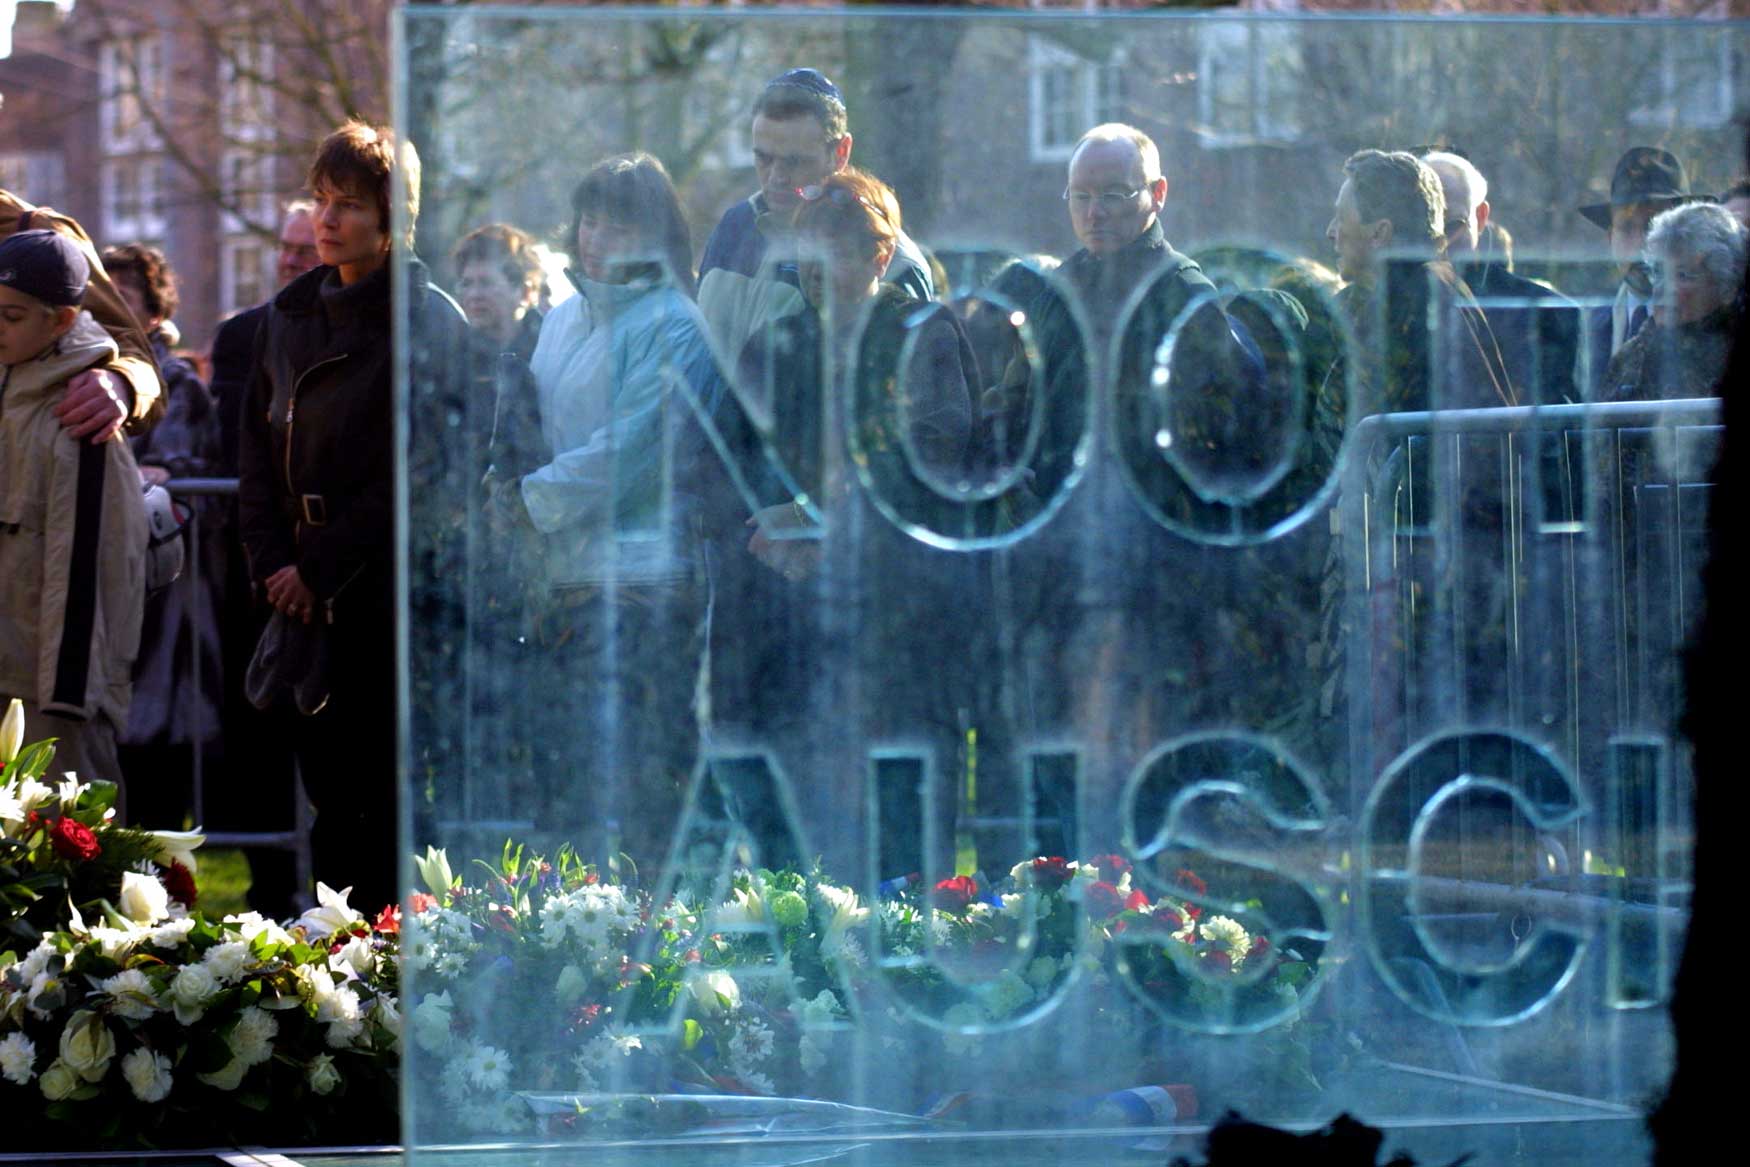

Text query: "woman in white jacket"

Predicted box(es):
[506, 153, 725, 871]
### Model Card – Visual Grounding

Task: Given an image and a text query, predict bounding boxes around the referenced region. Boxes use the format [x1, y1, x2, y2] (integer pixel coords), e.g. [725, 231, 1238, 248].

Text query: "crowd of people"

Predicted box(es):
[1, 66, 1742, 911]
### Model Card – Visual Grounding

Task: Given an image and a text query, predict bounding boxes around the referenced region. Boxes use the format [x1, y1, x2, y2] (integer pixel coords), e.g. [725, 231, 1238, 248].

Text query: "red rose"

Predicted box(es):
[1124, 888, 1150, 911]
[1090, 853, 1132, 879]
[159, 859, 198, 908]
[1200, 949, 1232, 972]
[1084, 880, 1125, 919]
[409, 892, 438, 915]
[374, 904, 402, 934]
[931, 876, 979, 912]
[1251, 935, 1271, 958]
[1174, 869, 1207, 897]
[49, 816, 100, 862]
[1151, 906, 1184, 932]
[1030, 857, 1074, 890]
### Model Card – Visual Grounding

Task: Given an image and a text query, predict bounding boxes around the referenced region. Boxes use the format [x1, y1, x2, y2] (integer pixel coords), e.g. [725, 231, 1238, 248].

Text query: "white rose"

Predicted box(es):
[307, 1053, 342, 1095]
[688, 970, 741, 1017]
[0, 1031, 37, 1085]
[38, 1058, 79, 1100]
[168, 965, 219, 1023]
[118, 871, 170, 925]
[554, 964, 589, 1008]
[120, 1046, 174, 1103]
[57, 1010, 115, 1082]
[202, 941, 253, 983]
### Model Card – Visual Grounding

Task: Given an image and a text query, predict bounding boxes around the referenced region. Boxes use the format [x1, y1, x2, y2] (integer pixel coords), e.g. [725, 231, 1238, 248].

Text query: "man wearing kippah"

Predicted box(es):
[0, 230, 148, 808]
[0, 190, 163, 440]
[699, 68, 934, 302]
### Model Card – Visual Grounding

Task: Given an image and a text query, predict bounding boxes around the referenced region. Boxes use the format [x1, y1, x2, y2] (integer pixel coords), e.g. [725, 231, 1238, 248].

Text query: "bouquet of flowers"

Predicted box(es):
[1, 699, 204, 953]
[0, 880, 401, 1151]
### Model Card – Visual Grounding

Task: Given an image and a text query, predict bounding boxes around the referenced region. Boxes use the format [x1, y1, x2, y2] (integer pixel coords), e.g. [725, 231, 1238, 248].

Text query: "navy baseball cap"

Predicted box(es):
[765, 68, 844, 106]
[0, 229, 89, 308]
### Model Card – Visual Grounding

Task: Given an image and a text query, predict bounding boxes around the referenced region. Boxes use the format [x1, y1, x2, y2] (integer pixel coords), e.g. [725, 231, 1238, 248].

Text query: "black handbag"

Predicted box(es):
[244, 609, 332, 716]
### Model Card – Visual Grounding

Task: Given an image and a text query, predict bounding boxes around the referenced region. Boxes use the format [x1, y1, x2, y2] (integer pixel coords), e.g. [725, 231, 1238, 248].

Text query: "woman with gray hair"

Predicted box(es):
[1601, 201, 1745, 401]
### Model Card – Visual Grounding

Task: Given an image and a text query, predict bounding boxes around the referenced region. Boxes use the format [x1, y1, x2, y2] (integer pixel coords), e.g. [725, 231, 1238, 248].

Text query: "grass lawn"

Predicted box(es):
[196, 847, 254, 916]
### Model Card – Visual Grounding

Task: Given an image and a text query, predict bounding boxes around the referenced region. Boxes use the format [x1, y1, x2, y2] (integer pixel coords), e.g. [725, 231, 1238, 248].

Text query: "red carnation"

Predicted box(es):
[159, 859, 198, 908]
[1151, 905, 1184, 932]
[49, 816, 100, 862]
[1089, 853, 1132, 879]
[1084, 880, 1125, 920]
[1030, 856, 1074, 890]
[375, 904, 402, 934]
[1124, 888, 1150, 911]
[931, 876, 979, 912]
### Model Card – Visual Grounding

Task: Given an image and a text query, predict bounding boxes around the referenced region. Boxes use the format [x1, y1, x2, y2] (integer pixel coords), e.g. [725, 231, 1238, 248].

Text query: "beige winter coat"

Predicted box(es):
[0, 312, 146, 727]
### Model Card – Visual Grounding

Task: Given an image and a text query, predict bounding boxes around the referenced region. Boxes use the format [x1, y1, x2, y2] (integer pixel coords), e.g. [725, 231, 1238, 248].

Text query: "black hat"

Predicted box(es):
[0, 229, 88, 307]
[764, 68, 844, 108]
[1579, 147, 1707, 230]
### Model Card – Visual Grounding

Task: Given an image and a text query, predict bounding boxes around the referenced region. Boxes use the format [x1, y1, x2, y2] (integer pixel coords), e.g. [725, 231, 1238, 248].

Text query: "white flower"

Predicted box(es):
[709, 886, 764, 929]
[38, 1058, 79, 1100]
[999, 893, 1028, 921]
[413, 846, 454, 897]
[229, 1006, 279, 1067]
[57, 1009, 115, 1081]
[411, 991, 454, 1055]
[800, 989, 842, 1028]
[738, 1068, 775, 1095]
[198, 1055, 248, 1091]
[168, 965, 220, 1023]
[99, 969, 160, 1020]
[297, 883, 363, 940]
[120, 1046, 173, 1103]
[12, 777, 52, 815]
[118, 870, 170, 925]
[15, 940, 56, 984]
[1025, 956, 1061, 991]
[799, 1032, 828, 1074]
[813, 883, 867, 931]
[463, 1040, 512, 1091]
[54, 774, 83, 808]
[370, 994, 402, 1052]
[940, 1001, 988, 1056]
[147, 829, 205, 874]
[687, 970, 741, 1017]
[554, 964, 589, 1008]
[307, 1053, 342, 1095]
[0, 697, 23, 765]
[223, 912, 293, 948]
[821, 929, 866, 968]
[538, 884, 639, 955]
[1200, 915, 1253, 965]
[148, 917, 197, 949]
[978, 969, 1035, 1019]
[728, 1018, 774, 1071]
[202, 941, 253, 983]
[401, 905, 478, 976]
[328, 934, 376, 981]
[0, 1032, 36, 1085]
[0, 791, 23, 837]
[87, 923, 146, 962]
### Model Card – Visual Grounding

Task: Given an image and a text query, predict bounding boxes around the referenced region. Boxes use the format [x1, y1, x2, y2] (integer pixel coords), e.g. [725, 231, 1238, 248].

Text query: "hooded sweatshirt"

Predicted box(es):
[0, 311, 146, 725]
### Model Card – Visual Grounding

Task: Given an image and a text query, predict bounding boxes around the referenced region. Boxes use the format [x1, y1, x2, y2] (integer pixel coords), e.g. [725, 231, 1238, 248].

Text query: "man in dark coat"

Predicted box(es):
[698, 68, 933, 303]
[204, 199, 319, 919]
[1576, 146, 1708, 397]
[1424, 151, 1580, 407]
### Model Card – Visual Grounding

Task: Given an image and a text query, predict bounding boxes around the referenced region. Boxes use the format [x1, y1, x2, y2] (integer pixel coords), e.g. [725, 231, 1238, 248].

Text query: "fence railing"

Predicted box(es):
[162, 477, 314, 906]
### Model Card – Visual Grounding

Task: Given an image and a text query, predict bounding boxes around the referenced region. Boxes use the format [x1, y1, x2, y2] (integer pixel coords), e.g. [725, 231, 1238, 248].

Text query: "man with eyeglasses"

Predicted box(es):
[699, 68, 934, 303]
[203, 196, 323, 921]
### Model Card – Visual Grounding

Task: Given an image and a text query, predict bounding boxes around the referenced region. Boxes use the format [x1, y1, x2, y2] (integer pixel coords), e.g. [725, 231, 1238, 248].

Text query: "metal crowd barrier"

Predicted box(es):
[162, 476, 314, 907]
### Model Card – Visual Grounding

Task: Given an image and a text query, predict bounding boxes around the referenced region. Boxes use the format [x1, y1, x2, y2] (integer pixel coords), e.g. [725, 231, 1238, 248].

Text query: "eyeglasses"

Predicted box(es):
[797, 183, 892, 225]
[1062, 187, 1147, 211]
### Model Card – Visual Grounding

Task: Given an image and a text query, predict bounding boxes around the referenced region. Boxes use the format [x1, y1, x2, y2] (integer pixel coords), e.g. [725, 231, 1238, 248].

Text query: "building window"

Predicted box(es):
[1196, 20, 1304, 148]
[0, 151, 67, 210]
[221, 236, 271, 316]
[101, 36, 167, 151]
[103, 156, 167, 244]
[1027, 36, 1124, 163]
[220, 38, 275, 139]
[220, 149, 275, 233]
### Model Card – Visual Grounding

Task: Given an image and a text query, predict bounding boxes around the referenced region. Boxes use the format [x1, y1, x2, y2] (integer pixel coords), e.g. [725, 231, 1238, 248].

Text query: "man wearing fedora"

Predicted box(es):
[1578, 146, 1709, 397]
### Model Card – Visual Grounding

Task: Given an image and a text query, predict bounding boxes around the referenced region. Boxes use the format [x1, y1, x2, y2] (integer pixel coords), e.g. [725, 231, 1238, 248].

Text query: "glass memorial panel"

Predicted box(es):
[396, 8, 1736, 1165]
